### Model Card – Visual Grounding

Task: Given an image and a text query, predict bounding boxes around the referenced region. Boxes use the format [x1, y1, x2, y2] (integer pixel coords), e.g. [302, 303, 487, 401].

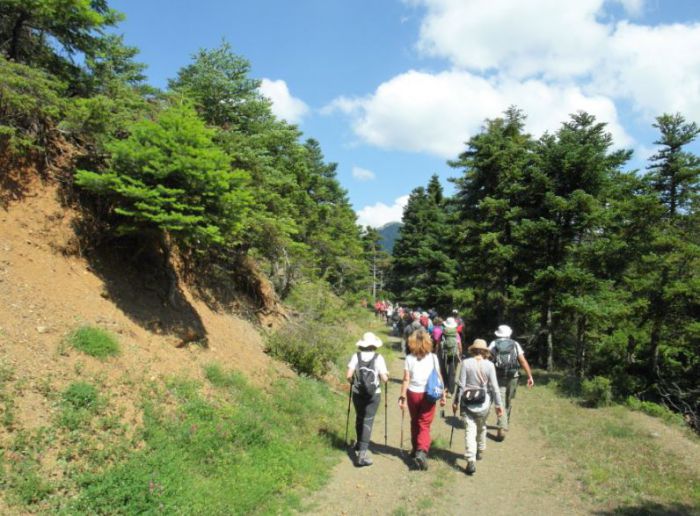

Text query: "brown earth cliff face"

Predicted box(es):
[0, 177, 290, 438]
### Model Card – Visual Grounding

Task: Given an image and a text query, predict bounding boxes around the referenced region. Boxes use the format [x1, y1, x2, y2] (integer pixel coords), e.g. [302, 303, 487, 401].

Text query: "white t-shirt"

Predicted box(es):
[404, 353, 440, 393]
[348, 351, 388, 394]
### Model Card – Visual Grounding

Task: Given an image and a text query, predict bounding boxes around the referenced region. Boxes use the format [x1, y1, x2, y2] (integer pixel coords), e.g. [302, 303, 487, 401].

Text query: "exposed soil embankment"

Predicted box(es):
[0, 178, 289, 437]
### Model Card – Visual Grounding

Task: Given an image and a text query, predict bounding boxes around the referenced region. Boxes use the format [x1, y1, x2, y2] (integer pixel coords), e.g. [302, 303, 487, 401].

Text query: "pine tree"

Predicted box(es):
[390, 175, 455, 311]
[450, 107, 536, 334]
[75, 102, 251, 250]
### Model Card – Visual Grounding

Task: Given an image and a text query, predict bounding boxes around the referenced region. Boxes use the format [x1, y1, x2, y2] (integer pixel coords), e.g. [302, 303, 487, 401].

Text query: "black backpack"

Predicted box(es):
[493, 339, 519, 378]
[354, 352, 379, 396]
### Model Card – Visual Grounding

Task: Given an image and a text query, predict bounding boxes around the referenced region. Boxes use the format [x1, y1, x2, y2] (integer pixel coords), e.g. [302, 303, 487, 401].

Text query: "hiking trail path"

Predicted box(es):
[302, 334, 592, 515]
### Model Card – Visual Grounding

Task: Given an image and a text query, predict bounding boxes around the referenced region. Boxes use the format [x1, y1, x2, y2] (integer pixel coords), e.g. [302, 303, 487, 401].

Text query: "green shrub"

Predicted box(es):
[68, 326, 120, 359]
[266, 320, 345, 378]
[625, 396, 686, 426]
[581, 376, 613, 407]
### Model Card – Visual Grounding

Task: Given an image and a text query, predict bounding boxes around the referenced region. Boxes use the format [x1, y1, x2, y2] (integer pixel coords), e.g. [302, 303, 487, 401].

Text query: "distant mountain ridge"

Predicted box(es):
[377, 222, 402, 254]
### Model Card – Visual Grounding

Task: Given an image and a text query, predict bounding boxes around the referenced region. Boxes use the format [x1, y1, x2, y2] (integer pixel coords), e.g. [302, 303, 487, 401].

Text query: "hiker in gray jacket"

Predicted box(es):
[452, 339, 504, 476]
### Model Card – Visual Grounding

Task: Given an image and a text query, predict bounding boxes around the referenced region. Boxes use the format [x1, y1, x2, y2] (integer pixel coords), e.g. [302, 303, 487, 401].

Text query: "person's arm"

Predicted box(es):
[452, 359, 466, 414]
[518, 354, 534, 388]
[346, 368, 355, 383]
[435, 354, 447, 407]
[398, 369, 410, 410]
[378, 356, 389, 384]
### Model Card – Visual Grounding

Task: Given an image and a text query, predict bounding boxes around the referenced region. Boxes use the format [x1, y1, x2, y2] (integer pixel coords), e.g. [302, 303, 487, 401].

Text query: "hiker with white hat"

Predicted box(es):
[452, 338, 504, 475]
[488, 324, 534, 440]
[346, 332, 389, 467]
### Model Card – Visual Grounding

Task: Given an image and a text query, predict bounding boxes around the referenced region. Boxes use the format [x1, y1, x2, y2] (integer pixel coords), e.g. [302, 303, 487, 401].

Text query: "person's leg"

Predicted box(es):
[358, 393, 380, 451]
[506, 377, 518, 423]
[416, 395, 437, 453]
[475, 413, 487, 454]
[352, 393, 366, 449]
[446, 355, 456, 395]
[464, 413, 477, 461]
[407, 390, 421, 454]
[497, 381, 508, 431]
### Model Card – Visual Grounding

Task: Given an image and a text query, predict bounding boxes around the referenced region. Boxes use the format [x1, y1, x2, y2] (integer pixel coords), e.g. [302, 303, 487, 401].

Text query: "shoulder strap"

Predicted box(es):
[476, 358, 487, 386]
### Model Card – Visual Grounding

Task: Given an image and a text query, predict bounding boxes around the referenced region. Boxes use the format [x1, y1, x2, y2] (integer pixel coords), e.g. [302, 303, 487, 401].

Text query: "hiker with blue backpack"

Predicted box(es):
[346, 332, 389, 467]
[488, 324, 534, 441]
[398, 329, 446, 471]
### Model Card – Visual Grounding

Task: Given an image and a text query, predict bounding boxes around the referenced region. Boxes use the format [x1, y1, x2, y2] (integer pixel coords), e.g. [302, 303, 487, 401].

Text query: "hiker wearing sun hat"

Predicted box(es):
[488, 325, 534, 441]
[452, 339, 504, 475]
[346, 332, 389, 467]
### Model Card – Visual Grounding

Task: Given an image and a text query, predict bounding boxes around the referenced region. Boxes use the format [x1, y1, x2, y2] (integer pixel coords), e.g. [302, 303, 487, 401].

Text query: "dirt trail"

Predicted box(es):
[303, 336, 592, 515]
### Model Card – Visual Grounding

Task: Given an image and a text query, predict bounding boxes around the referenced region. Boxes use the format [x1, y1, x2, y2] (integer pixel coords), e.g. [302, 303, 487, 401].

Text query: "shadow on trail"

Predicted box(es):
[593, 502, 698, 516]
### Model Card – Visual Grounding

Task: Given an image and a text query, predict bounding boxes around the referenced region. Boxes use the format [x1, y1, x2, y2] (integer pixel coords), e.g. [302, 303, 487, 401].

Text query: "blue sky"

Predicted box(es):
[112, 0, 700, 227]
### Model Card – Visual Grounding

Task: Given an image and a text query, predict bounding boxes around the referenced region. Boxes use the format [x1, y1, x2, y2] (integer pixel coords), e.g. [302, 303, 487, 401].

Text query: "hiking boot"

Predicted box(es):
[466, 461, 476, 475]
[497, 428, 506, 442]
[476, 449, 484, 461]
[356, 450, 373, 467]
[414, 450, 428, 471]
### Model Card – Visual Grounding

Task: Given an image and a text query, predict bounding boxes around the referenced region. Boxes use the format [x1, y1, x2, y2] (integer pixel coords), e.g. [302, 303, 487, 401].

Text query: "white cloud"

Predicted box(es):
[356, 195, 410, 227]
[326, 70, 632, 158]
[352, 166, 376, 181]
[259, 78, 310, 124]
[596, 22, 700, 120]
[408, 0, 700, 120]
[412, 0, 610, 79]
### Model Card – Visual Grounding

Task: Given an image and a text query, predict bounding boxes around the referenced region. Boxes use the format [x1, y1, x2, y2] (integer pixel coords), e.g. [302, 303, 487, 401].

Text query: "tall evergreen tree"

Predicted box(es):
[450, 107, 536, 334]
[390, 175, 455, 311]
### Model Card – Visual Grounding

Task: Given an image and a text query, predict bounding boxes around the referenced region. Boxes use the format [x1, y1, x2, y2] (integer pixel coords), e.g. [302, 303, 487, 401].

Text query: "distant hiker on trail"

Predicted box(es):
[402, 311, 423, 356]
[419, 311, 433, 333]
[398, 329, 446, 471]
[453, 339, 504, 476]
[437, 317, 461, 396]
[488, 324, 534, 441]
[431, 316, 444, 351]
[346, 332, 389, 467]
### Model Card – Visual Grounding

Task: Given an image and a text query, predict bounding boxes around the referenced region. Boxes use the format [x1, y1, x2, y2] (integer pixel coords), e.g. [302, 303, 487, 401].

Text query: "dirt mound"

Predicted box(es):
[0, 180, 288, 437]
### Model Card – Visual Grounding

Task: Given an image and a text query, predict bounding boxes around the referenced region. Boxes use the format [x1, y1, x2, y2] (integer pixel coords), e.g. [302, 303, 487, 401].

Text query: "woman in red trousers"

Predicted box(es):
[398, 329, 446, 470]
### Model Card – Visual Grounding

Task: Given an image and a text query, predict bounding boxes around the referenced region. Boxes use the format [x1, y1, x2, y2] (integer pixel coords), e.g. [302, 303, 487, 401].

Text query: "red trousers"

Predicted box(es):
[407, 390, 437, 453]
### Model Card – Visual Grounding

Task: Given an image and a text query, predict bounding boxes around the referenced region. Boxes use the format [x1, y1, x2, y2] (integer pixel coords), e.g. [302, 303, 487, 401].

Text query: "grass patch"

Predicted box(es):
[625, 396, 687, 427]
[68, 326, 120, 359]
[520, 375, 700, 508]
[65, 365, 344, 514]
[57, 381, 104, 431]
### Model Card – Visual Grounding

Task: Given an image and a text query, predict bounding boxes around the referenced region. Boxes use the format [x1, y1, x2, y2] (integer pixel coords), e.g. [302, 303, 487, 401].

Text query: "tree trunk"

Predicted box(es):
[546, 302, 554, 370]
[159, 233, 180, 309]
[650, 319, 661, 378]
[575, 316, 587, 378]
[9, 12, 28, 61]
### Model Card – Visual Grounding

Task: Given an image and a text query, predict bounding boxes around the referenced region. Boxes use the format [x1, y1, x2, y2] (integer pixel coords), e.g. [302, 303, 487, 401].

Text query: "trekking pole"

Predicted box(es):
[449, 417, 455, 449]
[344, 380, 353, 447]
[384, 382, 388, 447]
[400, 408, 405, 454]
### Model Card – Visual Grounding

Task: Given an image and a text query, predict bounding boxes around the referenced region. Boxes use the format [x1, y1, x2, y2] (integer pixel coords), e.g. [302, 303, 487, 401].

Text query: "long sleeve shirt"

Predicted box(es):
[455, 356, 503, 415]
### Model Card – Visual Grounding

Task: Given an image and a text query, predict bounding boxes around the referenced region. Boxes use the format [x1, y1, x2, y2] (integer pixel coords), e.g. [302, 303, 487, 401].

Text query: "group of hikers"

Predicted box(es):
[346, 308, 534, 476]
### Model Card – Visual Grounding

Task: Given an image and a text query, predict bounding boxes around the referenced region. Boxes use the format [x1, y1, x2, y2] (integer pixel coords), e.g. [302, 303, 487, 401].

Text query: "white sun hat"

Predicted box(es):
[494, 325, 513, 338]
[444, 317, 458, 329]
[356, 331, 383, 348]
